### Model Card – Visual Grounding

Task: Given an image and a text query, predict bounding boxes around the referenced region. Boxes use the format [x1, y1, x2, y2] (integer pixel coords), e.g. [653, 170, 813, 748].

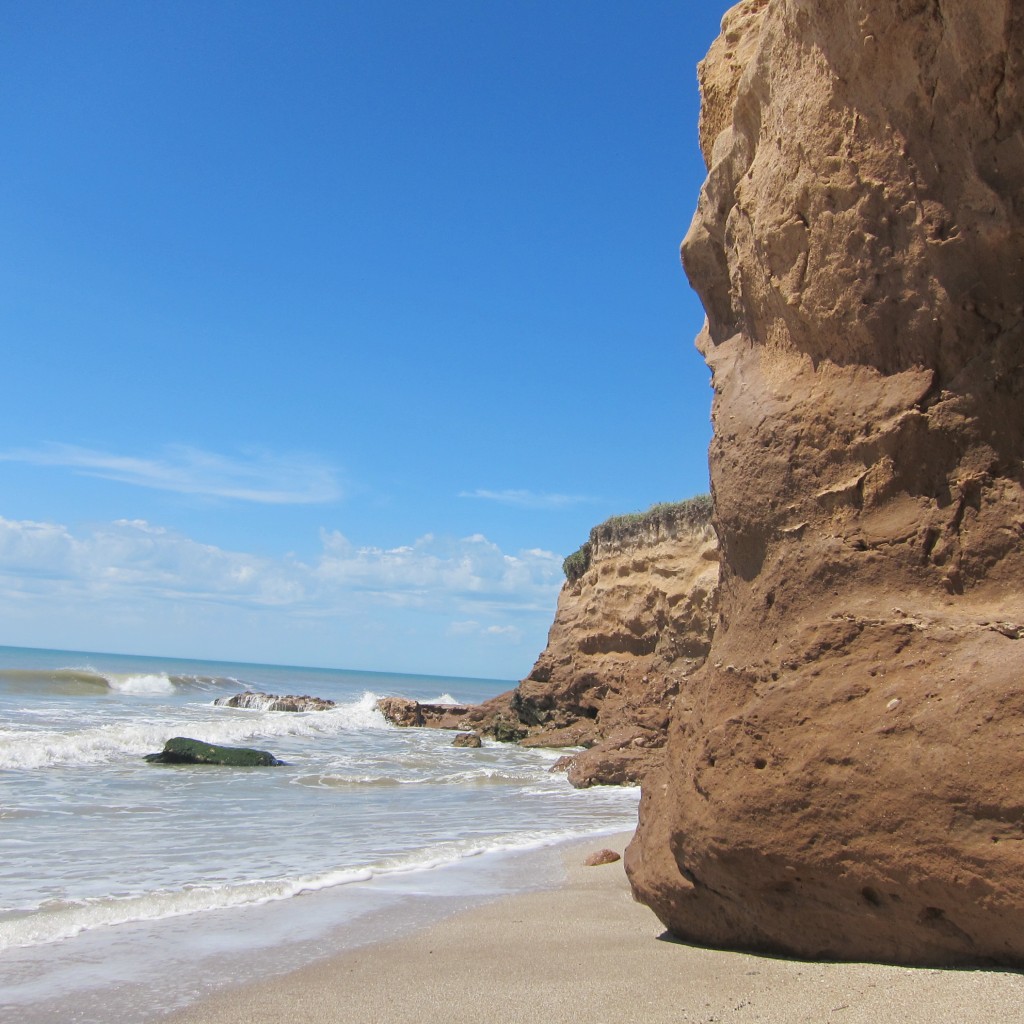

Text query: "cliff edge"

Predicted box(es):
[626, 0, 1024, 965]
[378, 499, 718, 787]
[518, 499, 718, 786]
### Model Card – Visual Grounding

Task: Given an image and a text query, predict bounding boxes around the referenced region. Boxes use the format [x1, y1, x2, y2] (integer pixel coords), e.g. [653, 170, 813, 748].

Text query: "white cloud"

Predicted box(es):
[0, 443, 341, 504]
[0, 515, 562, 621]
[0, 517, 78, 576]
[458, 488, 593, 510]
[0, 515, 566, 677]
[313, 529, 562, 609]
[446, 620, 524, 643]
[0, 516, 303, 605]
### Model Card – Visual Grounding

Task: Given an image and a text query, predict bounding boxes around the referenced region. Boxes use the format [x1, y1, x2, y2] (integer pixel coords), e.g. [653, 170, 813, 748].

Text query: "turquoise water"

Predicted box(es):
[0, 646, 638, 1022]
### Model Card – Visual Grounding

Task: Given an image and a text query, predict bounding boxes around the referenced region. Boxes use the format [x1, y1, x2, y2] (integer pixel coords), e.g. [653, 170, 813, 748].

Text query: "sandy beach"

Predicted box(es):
[159, 832, 1024, 1024]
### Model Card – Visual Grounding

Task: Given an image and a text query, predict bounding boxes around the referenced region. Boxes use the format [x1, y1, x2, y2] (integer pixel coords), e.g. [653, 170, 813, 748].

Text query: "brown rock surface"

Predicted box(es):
[377, 692, 525, 739]
[375, 696, 424, 727]
[584, 848, 622, 867]
[518, 503, 719, 785]
[377, 502, 719, 786]
[627, 0, 1024, 966]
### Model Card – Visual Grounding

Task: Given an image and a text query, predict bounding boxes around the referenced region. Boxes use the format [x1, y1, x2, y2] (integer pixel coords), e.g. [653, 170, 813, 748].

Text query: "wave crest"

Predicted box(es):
[0, 667, 239, 697]
[0, 692, 388, 770]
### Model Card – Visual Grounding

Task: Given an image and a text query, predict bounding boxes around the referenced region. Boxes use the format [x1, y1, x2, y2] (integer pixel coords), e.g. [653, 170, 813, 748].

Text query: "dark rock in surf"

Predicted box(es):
[452, 732, 482, 748]
[488, 720, 529, 744]
[144, 736, 286, 767]
[213, 691, 336, 712]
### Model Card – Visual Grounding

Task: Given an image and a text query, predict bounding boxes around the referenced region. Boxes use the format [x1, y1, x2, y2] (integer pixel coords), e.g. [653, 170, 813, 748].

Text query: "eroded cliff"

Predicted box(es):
[378, 499, 719, 787]
[517, 500, 719, 786]
[626, 0, 1024, 965]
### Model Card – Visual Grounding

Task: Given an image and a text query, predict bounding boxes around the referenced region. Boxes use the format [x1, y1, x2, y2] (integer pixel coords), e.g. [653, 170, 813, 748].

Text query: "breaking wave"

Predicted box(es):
[0, 692, 388, 770]
[0, 667, 240, 697]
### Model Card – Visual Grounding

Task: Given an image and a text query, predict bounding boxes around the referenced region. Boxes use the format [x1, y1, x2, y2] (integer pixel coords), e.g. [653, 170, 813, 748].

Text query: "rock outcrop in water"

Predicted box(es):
[144, 737, 285, 766]
[214, 691, 336, 712]
[377, 499, 719, 786]
[626, 0, 1024, 966]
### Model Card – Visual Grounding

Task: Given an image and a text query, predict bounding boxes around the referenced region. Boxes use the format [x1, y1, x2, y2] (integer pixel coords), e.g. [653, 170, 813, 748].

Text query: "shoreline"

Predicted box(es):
[159, 832, 1024, 1024]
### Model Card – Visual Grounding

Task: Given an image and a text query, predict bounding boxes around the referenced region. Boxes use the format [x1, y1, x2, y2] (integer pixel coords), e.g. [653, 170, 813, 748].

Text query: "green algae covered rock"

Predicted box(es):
[144, 736, 285, 767]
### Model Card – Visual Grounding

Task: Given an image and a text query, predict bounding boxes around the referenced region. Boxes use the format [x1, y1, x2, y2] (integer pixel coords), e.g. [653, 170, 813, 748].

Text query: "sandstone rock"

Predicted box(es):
[627, 0, 1024, 967]
[376, 694, 520, 735]
[549, 755, 576, 774]
[376, 503, 719, 786]
[144, 737, 285, 767]
[566, 727, 659, 788]
[516, 500, 719, 783]
[214, 691, 336, 713]
[584, 848, 622, 867]
[452, 732, 482, 748]
[519, 723, 593, 749]
[376, 696, 425, 727]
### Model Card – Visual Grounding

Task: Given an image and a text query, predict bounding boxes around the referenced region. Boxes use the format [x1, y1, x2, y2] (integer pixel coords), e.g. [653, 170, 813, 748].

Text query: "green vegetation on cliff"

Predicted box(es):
[562, 494, 713, 582]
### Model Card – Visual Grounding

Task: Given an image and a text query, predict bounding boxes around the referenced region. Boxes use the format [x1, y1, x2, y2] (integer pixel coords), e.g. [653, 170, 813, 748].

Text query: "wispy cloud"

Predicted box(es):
[0, 443, 341, 505]
[0, 516, 562, 617]
[314, 529, 562, 610]
[0, 515, 302, 605]
[0, 515, 564, 676]
[458, 488, 593, 510]
[447, 620, 524, 643]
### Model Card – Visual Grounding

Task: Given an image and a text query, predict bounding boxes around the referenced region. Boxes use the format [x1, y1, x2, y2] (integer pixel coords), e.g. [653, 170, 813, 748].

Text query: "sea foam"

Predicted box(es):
[106, 674, 177, 695]
[0, 692, 387, 770]
[0, 828, 589, 951]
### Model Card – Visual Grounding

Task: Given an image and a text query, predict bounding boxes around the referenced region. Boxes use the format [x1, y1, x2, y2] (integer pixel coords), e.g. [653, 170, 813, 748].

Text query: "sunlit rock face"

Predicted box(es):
[517, 506, 719, 787]
[626, 0, 1024, 966]
[377, 502, 720, 788]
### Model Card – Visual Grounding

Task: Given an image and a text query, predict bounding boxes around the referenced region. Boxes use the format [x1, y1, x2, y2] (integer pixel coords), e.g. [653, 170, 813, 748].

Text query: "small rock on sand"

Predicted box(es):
[584, 848, 622, 867]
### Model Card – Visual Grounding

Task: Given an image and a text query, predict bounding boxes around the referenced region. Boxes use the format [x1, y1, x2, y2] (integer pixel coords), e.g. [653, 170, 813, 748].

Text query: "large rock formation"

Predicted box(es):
[516, 501, 718, 786]
[378, 500, 719, 786]
[626, 0, 1024, 965]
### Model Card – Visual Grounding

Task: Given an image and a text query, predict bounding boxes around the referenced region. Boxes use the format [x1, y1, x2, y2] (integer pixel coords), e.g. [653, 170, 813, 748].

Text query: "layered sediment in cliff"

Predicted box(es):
[517, 501, 719, 786]
[378, 500, 719, 787]
[626, 0, 1024, 966]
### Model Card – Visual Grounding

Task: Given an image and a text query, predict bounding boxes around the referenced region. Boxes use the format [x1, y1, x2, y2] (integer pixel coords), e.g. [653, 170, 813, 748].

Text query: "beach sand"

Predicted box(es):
[161, 833, 1024, 1024]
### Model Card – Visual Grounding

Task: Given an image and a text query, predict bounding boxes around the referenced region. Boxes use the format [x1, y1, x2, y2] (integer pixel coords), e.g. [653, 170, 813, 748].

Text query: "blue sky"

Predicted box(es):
[1, 1, 731, 679]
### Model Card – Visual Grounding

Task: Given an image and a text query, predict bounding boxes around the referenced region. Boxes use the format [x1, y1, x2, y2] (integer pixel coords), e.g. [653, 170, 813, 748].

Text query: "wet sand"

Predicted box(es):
[161, 833, 1024, 1024]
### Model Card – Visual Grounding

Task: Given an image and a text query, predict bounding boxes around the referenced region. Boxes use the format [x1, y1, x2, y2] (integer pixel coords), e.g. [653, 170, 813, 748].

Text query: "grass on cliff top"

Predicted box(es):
[562, 494, 713, 582]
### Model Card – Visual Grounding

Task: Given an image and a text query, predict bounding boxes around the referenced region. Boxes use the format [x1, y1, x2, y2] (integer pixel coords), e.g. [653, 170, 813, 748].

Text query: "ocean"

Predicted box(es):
[0, 645, 639, 1022]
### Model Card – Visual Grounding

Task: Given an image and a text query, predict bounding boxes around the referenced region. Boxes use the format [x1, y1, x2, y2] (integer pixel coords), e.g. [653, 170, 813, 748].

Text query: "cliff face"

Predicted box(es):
[626, 0, 1024, 966]
[377, 501, 719, 787]
[517, 505, 719, 786]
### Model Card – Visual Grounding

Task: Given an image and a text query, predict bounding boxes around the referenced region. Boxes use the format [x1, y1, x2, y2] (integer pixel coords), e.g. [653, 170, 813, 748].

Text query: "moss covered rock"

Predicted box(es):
[144, 736, 285, 767]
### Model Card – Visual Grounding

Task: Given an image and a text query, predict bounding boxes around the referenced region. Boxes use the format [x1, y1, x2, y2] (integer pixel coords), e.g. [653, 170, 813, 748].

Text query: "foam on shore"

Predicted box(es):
[155, 832, 1024, 1024]
[1, 830, 627, 1024]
